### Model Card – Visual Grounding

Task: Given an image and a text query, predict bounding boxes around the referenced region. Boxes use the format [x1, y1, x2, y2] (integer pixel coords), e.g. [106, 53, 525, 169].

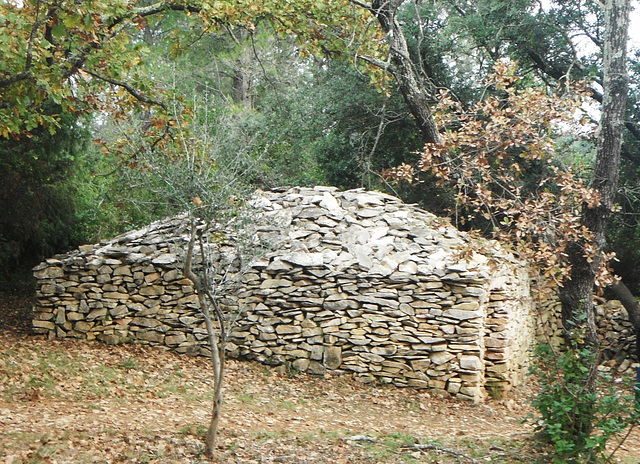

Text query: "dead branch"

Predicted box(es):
[402, 443, 481, 463]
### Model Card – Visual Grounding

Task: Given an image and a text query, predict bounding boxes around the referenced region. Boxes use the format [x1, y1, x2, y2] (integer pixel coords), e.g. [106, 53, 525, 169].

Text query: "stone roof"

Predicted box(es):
[246, 186, 518, 283]
[52, 186, 517, 284]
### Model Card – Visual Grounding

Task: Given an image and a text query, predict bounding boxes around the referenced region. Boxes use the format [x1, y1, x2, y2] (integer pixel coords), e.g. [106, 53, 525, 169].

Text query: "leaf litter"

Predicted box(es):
[1, 298, 640, 463]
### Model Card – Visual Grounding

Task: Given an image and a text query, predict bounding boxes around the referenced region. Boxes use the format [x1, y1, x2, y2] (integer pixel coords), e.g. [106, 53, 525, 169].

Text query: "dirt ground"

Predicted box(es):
[1, 295, 639, 464]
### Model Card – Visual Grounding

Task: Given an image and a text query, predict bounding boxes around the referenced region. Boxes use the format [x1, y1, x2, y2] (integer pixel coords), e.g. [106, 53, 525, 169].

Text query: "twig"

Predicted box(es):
[343, 435, 376, 443]
[348, 0, 373, 12]
[354, 53, 397, 74]
[608, 420, 638, 461]
[402, 443, 481, 464]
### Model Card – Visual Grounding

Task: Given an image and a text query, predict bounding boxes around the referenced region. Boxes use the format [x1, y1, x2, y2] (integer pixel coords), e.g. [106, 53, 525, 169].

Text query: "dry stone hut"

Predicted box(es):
[33, 186, 534, 402]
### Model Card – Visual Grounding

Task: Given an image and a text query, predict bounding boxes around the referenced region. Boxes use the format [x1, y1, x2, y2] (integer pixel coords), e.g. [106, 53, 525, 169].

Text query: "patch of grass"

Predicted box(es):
[400, 436, 543, 464]
[1, 346, 87, 399]
[254, 430, 287, 441]
[118, 357, 139, 370]
[295, 431, 322, 444]
[318, 429, 342, 440]
[235, 392, 255, 403]
[26, 373, 57, 393]
[179, 424, 208, 437]
[163, 383, 188, 395]
[278, 399, 296, 410]
[81, 366, 119, 398]
[23, 445, 58, 464]
[349, 438, 394, 460]
[284, 361, 301, 378]
[41, 350, 79, 374]
[381, 431, 416, 452]
[2, 432, 64, 463]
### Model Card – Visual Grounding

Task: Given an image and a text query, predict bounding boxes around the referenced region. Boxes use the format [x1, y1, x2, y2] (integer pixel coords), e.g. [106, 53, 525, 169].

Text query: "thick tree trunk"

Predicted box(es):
[559, 0, 630, 340]
[559, 242, 600, 342]
[370, 0, 440, 144]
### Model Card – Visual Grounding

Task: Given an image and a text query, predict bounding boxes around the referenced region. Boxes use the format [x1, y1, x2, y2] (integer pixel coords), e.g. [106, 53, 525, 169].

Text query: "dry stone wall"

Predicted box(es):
[33, 186, 535, 402]
[537, 297, 638, 370]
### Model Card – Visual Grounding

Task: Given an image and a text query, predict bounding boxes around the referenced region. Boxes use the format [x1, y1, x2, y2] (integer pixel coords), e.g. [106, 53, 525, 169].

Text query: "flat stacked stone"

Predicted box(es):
[536, 295, 638, 369]
[33, 186, 535, 402]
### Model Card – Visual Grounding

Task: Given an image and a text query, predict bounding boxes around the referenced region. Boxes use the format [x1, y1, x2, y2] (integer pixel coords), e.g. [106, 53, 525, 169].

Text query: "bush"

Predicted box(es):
[531, 340, 638, 463]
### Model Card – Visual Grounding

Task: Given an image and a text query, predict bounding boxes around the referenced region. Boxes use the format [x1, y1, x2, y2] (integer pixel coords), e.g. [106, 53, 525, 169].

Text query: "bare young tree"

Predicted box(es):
[183, 216, 226, 459]
[180, 202, 283, 458]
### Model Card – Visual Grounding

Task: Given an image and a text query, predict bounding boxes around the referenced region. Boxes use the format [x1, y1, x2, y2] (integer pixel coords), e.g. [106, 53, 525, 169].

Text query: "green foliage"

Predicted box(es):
[531, 341, 638, 463]
[0, 0, 376, 139]
[399, 2, 487, 105]
[306, 62, 421, 189]
[0, 102, 92, 287]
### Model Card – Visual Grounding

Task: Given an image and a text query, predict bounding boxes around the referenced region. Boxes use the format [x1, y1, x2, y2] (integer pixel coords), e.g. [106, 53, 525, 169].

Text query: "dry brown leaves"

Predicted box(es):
[1, 296, 639, 463]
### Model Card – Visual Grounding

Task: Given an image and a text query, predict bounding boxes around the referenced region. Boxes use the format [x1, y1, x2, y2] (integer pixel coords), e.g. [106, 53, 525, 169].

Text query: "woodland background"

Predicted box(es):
[2, 0, 639, 296]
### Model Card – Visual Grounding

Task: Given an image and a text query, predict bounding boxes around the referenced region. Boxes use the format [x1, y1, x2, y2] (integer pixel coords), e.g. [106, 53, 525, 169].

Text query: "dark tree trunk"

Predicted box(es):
[559, 0, 630, 339]
[370, 0, 440, 144]
[228, 29, 253, 109]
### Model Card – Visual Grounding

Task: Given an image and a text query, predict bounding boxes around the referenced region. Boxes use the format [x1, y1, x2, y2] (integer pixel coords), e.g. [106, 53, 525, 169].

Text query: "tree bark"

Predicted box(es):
[184, 217, 225, 459]
[230, 30, 253, 108]
[232, 63, 252, 108]
[559, 0, 630, 339]
[369, 0, 441, 144]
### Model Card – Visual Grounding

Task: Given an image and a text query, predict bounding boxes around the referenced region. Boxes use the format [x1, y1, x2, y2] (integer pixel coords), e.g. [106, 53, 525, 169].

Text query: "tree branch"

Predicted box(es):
[0, 0, 52, 89]
[83, 69, 168, 110]
[607, 281, 640, 360]
[348, 0, 373, 12]
[0, 71, 34, 89]
[355, 53, 397, 73]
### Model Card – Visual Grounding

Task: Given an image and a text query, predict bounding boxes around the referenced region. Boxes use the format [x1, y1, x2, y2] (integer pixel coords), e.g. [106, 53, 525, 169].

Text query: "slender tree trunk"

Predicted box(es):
[559, 0, 630, 340]
[370, 0, 440, 144]
[184, 217, 225, 459]
[232, 64, 252, 108]
[230, 29, 253, 109]
[202, 299, 224, 459]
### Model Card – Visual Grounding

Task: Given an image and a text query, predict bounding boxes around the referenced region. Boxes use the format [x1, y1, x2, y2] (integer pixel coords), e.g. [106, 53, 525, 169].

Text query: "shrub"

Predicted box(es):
[531, 339, 638, 463]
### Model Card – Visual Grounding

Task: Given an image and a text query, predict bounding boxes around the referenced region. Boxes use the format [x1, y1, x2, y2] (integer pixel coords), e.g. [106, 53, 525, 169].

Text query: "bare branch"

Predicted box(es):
[0, 71, 34, 89]
[403, 443, 481, 463]
[355, 53, 396, 73]
[83, 69, 168, 110]
[348, 0, 373, 11]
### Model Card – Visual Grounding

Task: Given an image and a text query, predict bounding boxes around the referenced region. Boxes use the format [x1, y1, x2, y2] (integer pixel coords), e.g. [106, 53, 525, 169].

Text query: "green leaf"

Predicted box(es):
[51, 23, 66, 38]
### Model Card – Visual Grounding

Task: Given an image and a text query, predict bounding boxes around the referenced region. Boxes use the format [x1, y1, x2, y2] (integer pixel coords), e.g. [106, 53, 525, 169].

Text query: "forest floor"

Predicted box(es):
[1, 294, 640, 464]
